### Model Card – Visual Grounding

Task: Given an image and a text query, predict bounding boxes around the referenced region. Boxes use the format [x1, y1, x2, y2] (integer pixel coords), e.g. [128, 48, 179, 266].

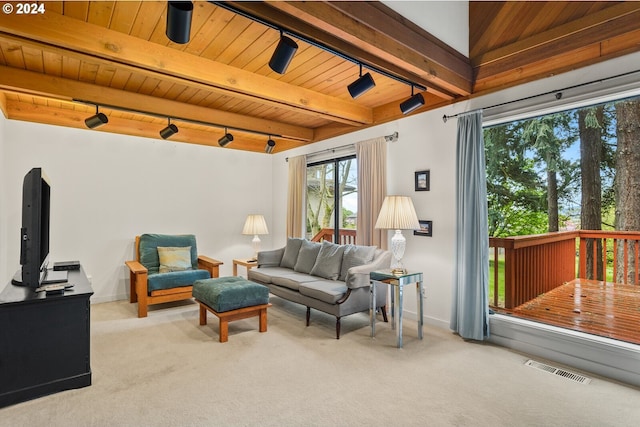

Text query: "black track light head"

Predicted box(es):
[85, 106, 108, 129]
[265, 138, 276, 154]
[160, 119, 179, 139]
[218, 129, 234, 147]
[400, 91, 425, 115]
[348, 65, 376, 99]
[166, 1, 193, 44]
[269, 34, 298, 74]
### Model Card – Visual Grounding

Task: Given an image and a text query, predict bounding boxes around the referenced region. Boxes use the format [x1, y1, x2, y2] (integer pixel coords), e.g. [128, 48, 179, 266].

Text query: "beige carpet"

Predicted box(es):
[2, 297, 639, 427]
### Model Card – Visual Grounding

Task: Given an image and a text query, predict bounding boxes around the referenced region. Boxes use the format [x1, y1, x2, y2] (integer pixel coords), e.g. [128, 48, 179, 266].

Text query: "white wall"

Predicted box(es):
[382, 1, 469, 56]
[1, 122, 273, 303]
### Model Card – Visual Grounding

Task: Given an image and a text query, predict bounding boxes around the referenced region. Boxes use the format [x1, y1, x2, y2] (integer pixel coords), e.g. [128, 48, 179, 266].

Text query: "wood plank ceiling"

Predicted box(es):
[0, 1, 639, 153]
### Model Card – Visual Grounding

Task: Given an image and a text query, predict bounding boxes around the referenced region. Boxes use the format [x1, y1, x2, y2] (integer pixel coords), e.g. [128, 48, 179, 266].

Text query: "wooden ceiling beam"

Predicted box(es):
[3, 97, 306, 153]
[313, 91, 451, 142]
[474, 3, 640, 82]
[0, 10, 373, 125]
[249, 1, 472, 97]
[0, 91, 6, 118]
[0, 66, 314, 141]
[0, 32, 359, 129]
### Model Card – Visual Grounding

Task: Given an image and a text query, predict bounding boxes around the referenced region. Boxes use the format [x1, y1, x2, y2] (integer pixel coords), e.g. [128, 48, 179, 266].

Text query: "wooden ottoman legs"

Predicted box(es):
[198, 301, 271, 343]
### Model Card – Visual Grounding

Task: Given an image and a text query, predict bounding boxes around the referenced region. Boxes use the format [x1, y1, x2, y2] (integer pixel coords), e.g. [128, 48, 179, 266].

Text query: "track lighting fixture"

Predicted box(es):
[159, 118, 179, 139]
[166, 1, 193, 44]
[400, 85, 425, 115]
[269, 31, 298, 74]
[218, 128, 234, 147]
[348, 64, 376, 99]
[212, 2, 426, 113]
[85, 105, 108, 129]
[265, 137, 276, 154]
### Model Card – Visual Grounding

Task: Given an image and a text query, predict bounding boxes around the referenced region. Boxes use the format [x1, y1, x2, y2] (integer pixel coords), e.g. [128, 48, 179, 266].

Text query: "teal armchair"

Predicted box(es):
[125, 234, 223, 317]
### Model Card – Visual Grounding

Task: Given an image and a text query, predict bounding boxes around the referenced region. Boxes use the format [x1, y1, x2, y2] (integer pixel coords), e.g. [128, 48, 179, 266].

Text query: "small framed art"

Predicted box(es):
[414, 220, 433, 237]
[415, 170, 430, 191]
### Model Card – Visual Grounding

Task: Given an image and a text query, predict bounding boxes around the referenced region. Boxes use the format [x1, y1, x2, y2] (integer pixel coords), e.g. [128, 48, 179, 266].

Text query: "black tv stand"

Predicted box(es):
[0, 267, 93, 407]
[11, 268, 68, 286]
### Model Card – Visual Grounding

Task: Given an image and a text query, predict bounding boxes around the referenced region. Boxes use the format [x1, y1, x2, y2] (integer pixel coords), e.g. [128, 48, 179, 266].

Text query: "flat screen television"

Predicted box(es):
[13, 167, 51, 289]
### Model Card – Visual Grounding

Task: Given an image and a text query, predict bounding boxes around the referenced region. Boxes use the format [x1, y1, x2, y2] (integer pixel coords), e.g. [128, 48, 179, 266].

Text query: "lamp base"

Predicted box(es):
[390, 267, 407, 276]
[251, 235, 261, 261]
[390, 229, 407, 275]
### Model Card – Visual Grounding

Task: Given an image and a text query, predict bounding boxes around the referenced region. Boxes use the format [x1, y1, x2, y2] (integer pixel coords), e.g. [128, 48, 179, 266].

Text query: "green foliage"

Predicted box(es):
[485, 111, 581, 235]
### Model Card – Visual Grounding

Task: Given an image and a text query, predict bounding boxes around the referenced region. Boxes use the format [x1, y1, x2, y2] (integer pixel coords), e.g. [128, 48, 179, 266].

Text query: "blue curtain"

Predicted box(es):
[450, 111, 490, 340]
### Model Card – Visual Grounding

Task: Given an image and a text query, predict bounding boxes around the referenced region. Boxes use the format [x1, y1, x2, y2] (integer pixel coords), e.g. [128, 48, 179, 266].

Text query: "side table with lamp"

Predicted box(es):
[371, 195, 424, 348]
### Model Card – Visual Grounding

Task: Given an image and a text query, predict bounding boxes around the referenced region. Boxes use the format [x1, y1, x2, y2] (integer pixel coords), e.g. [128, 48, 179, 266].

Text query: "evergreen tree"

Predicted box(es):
[614, 99, 640, 284]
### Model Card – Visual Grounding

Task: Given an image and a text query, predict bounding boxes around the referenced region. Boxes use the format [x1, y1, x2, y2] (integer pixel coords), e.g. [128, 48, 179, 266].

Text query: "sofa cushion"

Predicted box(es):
[139, 234, 198, 274]
[294, 240, 321, 274]
[298, 280, 349, 304]
[280, 238, 304, 268]
[157, 246, 192, 273]
[147, 268, 210, 293]
[310, 241, 345, 280]
[339, 245, 377, 281]
[248, 267, 295, 284]
[272, 272, 319, 291]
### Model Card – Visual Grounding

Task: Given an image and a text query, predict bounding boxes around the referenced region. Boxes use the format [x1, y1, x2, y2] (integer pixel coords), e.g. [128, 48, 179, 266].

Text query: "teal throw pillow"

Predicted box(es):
[158, 246, 193, 273]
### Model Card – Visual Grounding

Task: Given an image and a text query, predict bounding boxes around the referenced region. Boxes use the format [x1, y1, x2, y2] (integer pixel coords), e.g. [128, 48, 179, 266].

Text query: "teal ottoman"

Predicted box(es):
[193, 277, 271, 342]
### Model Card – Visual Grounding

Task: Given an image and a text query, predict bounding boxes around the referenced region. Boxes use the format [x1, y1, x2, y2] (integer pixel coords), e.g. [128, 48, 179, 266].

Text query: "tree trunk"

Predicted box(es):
[546, 153, 559, 232]
[614, 100, 640, 284]
[579, 107, 604, 280]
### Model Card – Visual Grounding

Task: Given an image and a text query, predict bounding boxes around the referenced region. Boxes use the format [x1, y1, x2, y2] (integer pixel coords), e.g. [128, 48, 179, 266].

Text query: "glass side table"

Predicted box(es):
[370, 269, 424, 348]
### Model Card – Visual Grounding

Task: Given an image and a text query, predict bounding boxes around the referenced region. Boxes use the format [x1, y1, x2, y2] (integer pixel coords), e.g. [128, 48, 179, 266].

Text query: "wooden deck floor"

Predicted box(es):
[508, 278, 640, 345]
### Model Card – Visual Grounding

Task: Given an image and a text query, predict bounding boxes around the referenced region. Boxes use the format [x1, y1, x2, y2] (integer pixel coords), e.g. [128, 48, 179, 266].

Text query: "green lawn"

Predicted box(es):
[488, 258, 505, 307]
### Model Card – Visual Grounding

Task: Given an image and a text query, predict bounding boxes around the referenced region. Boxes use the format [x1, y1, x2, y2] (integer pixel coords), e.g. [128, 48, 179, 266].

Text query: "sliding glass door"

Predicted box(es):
[305, 155, 357, 243]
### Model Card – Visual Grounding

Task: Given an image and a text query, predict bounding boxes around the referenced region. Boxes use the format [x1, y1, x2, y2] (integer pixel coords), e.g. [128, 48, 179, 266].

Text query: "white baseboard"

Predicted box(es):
[489, 314, 640, 388]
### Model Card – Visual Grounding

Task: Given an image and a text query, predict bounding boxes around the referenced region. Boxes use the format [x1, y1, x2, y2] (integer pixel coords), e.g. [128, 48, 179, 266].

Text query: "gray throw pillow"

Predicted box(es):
[294, 240, 322, 274]
[280, 238, 304, 268]
[310, 241, 346, 280]
[339, 245, 377, 281]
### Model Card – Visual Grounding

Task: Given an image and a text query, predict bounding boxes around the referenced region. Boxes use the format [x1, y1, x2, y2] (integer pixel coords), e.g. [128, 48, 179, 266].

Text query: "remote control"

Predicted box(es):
[42, 284, 66, 295]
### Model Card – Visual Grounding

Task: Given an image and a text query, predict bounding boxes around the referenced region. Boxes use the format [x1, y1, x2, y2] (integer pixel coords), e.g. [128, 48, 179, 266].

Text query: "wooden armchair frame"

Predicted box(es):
[125, 235, 223, 317]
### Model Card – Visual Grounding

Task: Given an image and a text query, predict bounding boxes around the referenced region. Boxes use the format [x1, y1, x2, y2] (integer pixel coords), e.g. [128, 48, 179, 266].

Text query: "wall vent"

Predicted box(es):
[524, 359, 592, 384]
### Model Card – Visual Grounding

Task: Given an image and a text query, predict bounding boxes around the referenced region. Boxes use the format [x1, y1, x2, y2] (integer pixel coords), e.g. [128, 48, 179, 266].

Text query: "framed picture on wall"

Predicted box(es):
[414, 220, 433, 237]
[415, 170, 430, 191]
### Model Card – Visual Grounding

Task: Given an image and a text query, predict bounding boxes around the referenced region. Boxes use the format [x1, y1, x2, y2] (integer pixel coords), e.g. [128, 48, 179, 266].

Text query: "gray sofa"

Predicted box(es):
[248, 238, 392, 338]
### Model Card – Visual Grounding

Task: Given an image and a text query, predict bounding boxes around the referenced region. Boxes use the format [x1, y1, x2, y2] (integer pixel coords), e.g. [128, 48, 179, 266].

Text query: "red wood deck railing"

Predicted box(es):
[490, 230, 640, 309]
[310, 228, 357, 245]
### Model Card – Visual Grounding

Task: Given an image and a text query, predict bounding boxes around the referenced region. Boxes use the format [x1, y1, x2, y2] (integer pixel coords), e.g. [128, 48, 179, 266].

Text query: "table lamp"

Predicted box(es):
[374, 196, 420, 275]
[242, 214, 269, 261]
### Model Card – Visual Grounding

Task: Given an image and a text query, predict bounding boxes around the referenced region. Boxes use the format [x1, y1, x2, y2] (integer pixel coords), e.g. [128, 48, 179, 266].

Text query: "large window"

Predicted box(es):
[305, 155, 357, 243]
[485, 94, 640, 239]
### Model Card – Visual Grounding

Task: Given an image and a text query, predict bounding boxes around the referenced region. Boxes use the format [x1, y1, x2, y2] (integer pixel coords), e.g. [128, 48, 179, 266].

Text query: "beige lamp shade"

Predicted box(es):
[242, 214, 268, 261]
[242, 214, 269, 235]
[374, 196, 420, 230]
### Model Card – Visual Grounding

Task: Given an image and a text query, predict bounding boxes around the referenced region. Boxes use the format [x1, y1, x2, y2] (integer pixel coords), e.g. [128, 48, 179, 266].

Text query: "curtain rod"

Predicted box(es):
[286, 132, 398, 161]
[442, 67, 640, 123]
